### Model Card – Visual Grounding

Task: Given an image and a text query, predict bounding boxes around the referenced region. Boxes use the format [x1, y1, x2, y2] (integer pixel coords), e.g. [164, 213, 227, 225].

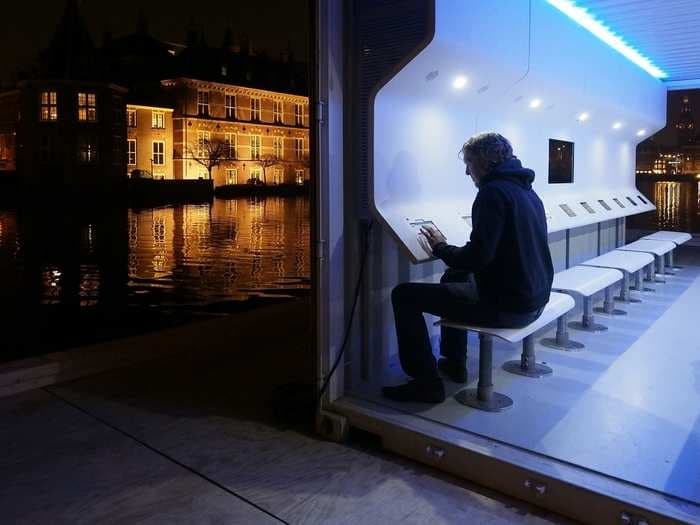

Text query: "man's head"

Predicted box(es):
[459, 132, 514, 187]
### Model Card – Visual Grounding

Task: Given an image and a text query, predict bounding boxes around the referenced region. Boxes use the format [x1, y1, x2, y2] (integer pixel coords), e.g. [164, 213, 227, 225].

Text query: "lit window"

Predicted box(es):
[294, 137, 305, 160]
[77, 135, 98, 163]
[250, 134, 261, 160]
[273, 136, 283, 158]
[77, 92, 97, 122]
[295, 169, 305, 185]
[151, 111, 165, 129]
[250, 166, 262, 181]
[225, 95, 236, 119]
[127, 139, 136, 165]
[127, 108, 137, 127]
[273, 167, 283, 184]
[152, 141, 165, 165]
[197, 131, 210, 158]
[225, 132, 237, 159]
[251, 97, 261, 121]
[226, 168, 238, 184]
[40, 91, 58, 121]
[273, 100, 283, 123]
[197, 91, 209, 116]
[295, 103, 304, 126]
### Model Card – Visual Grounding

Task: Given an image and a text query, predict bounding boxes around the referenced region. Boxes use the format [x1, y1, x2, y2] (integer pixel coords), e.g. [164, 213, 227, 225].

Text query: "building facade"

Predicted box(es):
[161, 78, 309, 187]
[126, 104, 174, 179]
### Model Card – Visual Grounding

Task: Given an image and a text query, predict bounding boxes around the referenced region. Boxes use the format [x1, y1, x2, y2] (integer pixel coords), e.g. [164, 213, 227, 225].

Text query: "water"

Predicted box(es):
[0, 196, 310, 358]
[633, 179, 699, 233]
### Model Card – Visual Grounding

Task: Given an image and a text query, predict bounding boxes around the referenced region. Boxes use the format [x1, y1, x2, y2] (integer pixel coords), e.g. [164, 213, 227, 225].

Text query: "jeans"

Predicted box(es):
[391, 269, 543, 381]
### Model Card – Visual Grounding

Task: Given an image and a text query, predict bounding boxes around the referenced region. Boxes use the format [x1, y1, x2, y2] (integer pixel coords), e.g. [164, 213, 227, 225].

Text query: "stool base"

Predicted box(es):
[540, 337, 584, 351]
[569, 321, 608, 332]
[502, 360, 553, 378]
[455, 389, 513, 412]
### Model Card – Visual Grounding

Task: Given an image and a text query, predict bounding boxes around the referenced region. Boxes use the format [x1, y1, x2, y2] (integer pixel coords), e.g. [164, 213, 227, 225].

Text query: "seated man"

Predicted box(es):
[382, 132, 554, 403]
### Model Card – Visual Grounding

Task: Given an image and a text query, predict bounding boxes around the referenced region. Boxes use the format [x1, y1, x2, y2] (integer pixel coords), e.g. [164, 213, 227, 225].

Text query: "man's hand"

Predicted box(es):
[418, 225, 447, 256]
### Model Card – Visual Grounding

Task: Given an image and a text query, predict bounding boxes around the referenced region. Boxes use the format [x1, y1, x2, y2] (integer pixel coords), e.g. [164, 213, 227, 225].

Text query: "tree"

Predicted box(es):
[256, 154, 282, 184]
[185, 138, 230, 180]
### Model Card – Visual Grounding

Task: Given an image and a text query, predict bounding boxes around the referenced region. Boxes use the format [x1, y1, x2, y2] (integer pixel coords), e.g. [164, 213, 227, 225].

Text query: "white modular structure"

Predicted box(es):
[314, 1, 699, 523]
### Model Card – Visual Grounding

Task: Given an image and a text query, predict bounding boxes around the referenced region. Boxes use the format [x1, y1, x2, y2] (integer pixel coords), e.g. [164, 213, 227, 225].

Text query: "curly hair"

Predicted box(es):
[459, 132, 514, 168]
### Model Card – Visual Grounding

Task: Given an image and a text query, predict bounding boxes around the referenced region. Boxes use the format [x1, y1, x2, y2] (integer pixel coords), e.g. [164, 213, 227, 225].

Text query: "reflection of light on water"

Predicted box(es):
[41, 266, 62, 304]
[655, 182, 680, 230]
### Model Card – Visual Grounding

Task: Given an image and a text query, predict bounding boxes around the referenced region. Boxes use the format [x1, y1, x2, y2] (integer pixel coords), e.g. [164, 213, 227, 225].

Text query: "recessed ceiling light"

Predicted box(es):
[578, 112, 589, 122]
[637, 129, 646, 136]
[529, 98, 542, 109]
[452, 76, 467, 89]
[612, 122, 623, 130]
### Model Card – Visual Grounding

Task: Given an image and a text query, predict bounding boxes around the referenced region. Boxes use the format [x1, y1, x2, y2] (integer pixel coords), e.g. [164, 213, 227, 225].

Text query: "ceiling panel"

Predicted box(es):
[572, 0, 700, 82]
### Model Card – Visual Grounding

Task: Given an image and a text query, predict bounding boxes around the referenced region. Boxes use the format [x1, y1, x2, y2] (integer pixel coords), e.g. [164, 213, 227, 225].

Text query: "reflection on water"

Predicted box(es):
[634, 179, 699, 233]
[0, 196, 310, 311]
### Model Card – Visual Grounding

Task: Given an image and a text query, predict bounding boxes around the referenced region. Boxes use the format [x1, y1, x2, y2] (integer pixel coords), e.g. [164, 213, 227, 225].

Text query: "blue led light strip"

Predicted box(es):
[547, 0, 667, 79]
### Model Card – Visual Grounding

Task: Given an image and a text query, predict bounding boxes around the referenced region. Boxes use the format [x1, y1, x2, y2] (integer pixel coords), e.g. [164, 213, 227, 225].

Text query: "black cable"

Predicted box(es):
[317, 219, 374, 404]
[44, 387, 290, 525]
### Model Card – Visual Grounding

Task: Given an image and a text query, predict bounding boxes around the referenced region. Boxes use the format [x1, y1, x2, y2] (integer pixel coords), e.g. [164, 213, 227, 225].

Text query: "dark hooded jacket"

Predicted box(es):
[433, 157, 553, 313]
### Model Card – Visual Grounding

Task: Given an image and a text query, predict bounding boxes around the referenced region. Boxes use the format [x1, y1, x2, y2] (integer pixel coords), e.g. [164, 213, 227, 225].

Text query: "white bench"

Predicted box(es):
[540, 266, 624, 351]
[642, 230, 692, 270]
[580, 250, 655, 304]
[617, 239, 677, 283]
[436, 292, 575, 412]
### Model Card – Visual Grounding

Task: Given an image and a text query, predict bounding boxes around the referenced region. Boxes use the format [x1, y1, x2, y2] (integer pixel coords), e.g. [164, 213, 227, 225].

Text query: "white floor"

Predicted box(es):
[352, 248, 700, 508]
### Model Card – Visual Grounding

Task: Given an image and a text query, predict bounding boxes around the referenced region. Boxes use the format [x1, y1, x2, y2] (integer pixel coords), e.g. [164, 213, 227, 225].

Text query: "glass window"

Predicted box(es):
[295, 103, 304, 126]
[77, 135, 98, 163]
[250, 167, 262, 181]
[77, 92, 97, 122]
[197, 91, 209, 116]
[225, 95, 236, 119]
[127, 108, 137, 127]
[225, 132, 237, 159]
[226, 168, 238, 184]
[127, 139, 136, 165]
[273, 167, 283, 184]
[295, 169, 305, 185]
[40, 91, 58, 122]
[250, 135, 261, 160]
[294, 137, 304, 160]
[273, 136, 283, 158]
[151, 111, 165, 129]
[152, 141, 165, 165]
[197, 131, 210, 158]
[251, 97, 261, 121]
[273, 100, 283, 123]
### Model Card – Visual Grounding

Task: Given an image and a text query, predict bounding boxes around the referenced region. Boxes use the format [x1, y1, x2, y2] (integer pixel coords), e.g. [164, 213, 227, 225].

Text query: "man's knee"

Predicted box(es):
[441, 269, 470, 284]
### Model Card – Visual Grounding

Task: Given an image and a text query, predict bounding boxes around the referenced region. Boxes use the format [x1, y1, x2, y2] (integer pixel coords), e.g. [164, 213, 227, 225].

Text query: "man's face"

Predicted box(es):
[464, 155, 481, 188]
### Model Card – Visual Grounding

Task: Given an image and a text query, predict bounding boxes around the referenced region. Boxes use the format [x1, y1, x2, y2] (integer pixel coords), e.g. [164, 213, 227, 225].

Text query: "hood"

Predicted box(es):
[481, 157, 535, 189]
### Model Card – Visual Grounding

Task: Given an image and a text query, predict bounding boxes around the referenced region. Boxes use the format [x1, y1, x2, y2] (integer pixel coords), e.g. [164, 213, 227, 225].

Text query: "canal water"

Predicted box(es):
[0, 196, 310, 360]
[633, 179, 700, 233]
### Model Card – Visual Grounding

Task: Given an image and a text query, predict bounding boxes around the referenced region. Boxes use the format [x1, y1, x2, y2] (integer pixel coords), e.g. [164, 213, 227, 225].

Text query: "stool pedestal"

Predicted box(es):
[569, 296, 608, 332]
[594, 286, 627, 316]
[541, 312, 584, 351]
[503, 336, 553, 378]
[455, 333, 513, 412]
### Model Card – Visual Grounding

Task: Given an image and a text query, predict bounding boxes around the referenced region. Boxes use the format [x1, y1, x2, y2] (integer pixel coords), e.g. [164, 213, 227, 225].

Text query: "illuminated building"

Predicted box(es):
[0, 0, 127, 193]
[161, 78, 309, 187]
[126, 104, 174, 179]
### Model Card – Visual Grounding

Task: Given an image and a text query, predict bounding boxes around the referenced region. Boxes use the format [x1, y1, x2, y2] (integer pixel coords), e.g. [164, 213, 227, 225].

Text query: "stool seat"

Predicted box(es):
[580, 250, 654, 274]
[438, 292, 575, 344]
[552, 266, 623, 298]
[643, 231, 692, 245]
[617, 239, 676, 257]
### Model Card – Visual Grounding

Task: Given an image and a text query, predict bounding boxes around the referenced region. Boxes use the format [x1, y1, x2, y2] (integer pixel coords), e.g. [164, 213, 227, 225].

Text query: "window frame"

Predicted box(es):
[250, 97, 261, 121]
[225, 132, 237, 159]
[294, 137, 305, 160]
[77, 92, 97, 122]
[225, 94, 237, 119]
[250, 134, 261, 160]
[151, 111, 165, 129]
[273, 100, 283, 124]
[197, 90, 210, 116]
[127, 139, 137, 166]
[273, 136, 284, 159]
[294, 103, 304, 126]
[127, 108, 137, 127]
[40, 91, 58, 122]
[152, 140, 165, 166]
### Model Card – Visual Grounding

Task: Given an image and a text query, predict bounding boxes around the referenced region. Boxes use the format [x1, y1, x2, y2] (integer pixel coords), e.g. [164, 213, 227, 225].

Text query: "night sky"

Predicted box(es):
[0, 0, 310, 82]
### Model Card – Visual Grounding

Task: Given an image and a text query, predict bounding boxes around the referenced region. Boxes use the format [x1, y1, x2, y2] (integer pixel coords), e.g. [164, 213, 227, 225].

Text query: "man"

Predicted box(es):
[382, 132, 553, 403]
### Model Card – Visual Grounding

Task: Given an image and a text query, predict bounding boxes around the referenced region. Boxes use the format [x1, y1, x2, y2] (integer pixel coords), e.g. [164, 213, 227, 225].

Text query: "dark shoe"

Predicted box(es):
[438, 358, 467, 383]
[381, 378, 445, 403]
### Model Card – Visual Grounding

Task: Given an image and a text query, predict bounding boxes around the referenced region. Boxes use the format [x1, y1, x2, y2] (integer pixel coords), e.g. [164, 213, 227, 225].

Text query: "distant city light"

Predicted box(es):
[612, 122, 623, 130]
[578, 112, 589, 122]
[546, 0, 668, 79]
[529, 98, 542, 109]
[637, 129, 646, 136]
[452, 76, 468, 89]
